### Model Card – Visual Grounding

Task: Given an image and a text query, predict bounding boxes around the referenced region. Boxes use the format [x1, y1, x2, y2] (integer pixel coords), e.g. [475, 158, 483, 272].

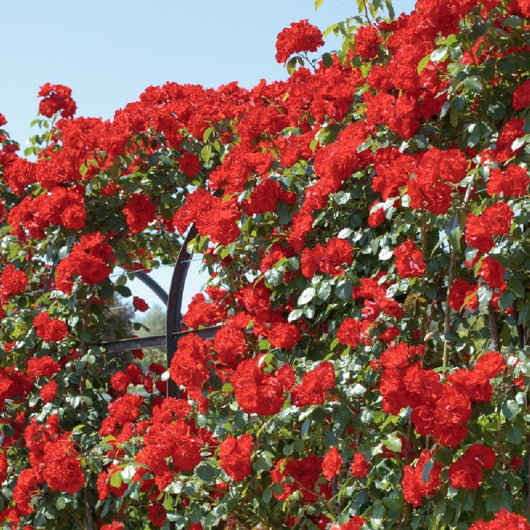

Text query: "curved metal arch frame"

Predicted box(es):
[165, 224, 221, 397]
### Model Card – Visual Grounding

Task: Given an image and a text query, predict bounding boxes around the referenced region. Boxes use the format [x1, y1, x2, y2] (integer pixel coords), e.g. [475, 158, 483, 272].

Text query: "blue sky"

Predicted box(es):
[2, 0, 415, 310]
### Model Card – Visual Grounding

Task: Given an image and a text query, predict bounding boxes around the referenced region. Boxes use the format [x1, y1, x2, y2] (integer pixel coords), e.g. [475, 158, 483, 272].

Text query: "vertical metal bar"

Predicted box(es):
[166, 224, 198, 397]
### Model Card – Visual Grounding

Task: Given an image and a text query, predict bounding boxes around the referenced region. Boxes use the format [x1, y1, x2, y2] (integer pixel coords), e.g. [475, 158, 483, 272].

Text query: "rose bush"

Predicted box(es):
[0, 0, 528, 528]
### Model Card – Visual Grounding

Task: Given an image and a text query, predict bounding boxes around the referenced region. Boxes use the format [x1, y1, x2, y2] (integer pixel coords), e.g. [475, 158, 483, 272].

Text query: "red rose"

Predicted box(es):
[449, 279, 478, 312]
[402, 450, 441, 506]
[275, 19, 324, 63]
[133, 296, 150, 312]
[322, 446, 343, 480]
[394, 239, 427, 278]
[179, 152, 201, 177]
[271, 455, 330, 501]
[465, 213, 494, 254]
[0, 451, 8, 483]
[218, 434, 253, 481]
[33, 312, 69, 342]
[478, 257, 506, 290]
[448, 445, 495, 490]
[481, 202, 513, 236]
[291, 361, 335, 407]
[108, 393, 144, 425]
[123, 194, 156, 233]
[264, 321, 301, 350]
[474, 351, 506, 379]
[469, 508, 530, 529]
[27, 355, 61, 379]
[487, 165, 529, 197]
[39, 380, 57, 404]
[355, 24, 382, 59]
[330, 515, 367, 530]
[0, 264, 28, 299]
[42, 438, 85, 494]
[512, 79, 530, 110]
[38, 83, 76, 118]
[100, 522, 125, 530]
[147, 502, 167, 527]
[350, 452, 370, 478]
[231, 357, 294, 415]
[337, 318, 362, 348]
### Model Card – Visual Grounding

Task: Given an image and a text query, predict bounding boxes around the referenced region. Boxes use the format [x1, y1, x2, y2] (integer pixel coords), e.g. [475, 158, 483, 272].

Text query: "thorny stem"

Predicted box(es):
[362, 0, 372, 24]
[513, 302, 528, 348]
[398, 419, 414, 529]
[79, 299, 92, 358]
[300, 52, 317, 71]
[442, 251, 457, 371]
[444, 184, 474, 370]
[488, 303, 500, 352]
[40, 264, 57, 296]
[421, 214, 428, 259]
[527, 427, 530, 517]
[84, 488, 95, 530]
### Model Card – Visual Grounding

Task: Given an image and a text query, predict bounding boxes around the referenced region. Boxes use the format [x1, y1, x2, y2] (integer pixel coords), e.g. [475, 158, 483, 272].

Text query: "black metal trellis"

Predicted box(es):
[165, 224, 221, 396]
[102, 223, 221, 394]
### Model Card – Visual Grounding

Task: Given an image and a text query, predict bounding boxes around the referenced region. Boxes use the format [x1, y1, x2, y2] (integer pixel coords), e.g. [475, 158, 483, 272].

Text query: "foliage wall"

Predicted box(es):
[0, 0, 529, 528]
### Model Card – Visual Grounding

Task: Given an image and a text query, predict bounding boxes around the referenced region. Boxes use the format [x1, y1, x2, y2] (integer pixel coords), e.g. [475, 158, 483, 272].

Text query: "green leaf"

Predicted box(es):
[506, 425, 523, 444]
[262, 488, 273, 504]
[325, 430, 337, 447]
[485, 490, 513, 514]
[303, 304, 315, 319]
[335, 279, 352, 299]
[417, 53, 431, 75]
[384, 0, 395, 18]
[501, 400, 521, 420]
[121, 464, 136, 482]
[322, 52, 333, 67]
[487, 102, 506, 120]
[196, 463, 216, 484]
[430, 47, 447, 63]
[115, 284, 132, 298]
[450, 107, 459, 127]
[498, 290, 515, 310]
[298, 287, 315, 305]
[301, 420, 311, 438]
[288, 308, 304, 322]
[463, 76, 483, 93]
[286, 56, 299, 75]
[315, 0, 325, 9]
[316, 281, 332, 301]
[200, 144, 212, 163]
[452, 96, 466, 112]
[383, 433, 402, 453]
[509, 278, 525, 298]
[109, 472, 122, 489]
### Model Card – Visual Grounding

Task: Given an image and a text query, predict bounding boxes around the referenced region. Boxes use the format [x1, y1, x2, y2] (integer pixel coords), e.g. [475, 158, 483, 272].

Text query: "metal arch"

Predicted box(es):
[101, 223, 222, 373]
[166, 188, 225, 391]
[135, 270, 169, 305]
[165, 224, 198, 397]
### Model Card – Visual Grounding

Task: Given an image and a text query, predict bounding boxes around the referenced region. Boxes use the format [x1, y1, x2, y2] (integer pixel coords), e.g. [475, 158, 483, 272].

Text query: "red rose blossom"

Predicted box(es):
[322, 446, 343, 480]
[275, 19, 324, 63]
[33, 312, 69, 342]
[218, 434, 253, 481]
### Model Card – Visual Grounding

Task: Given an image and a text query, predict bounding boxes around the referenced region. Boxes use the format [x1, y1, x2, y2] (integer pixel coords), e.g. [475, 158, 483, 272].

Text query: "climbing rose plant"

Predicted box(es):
[0, 0, 529, 528]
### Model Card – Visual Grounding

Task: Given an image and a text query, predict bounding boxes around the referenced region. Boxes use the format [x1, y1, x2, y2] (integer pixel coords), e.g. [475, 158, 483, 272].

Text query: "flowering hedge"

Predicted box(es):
[0, 0, 529, 528]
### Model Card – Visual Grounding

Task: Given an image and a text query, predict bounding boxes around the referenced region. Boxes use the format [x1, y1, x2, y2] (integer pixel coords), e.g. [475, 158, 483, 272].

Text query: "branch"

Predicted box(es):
[84, 488, 95, 530]
[488, 303, 500, 351]
[443, 251, 457, 370]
